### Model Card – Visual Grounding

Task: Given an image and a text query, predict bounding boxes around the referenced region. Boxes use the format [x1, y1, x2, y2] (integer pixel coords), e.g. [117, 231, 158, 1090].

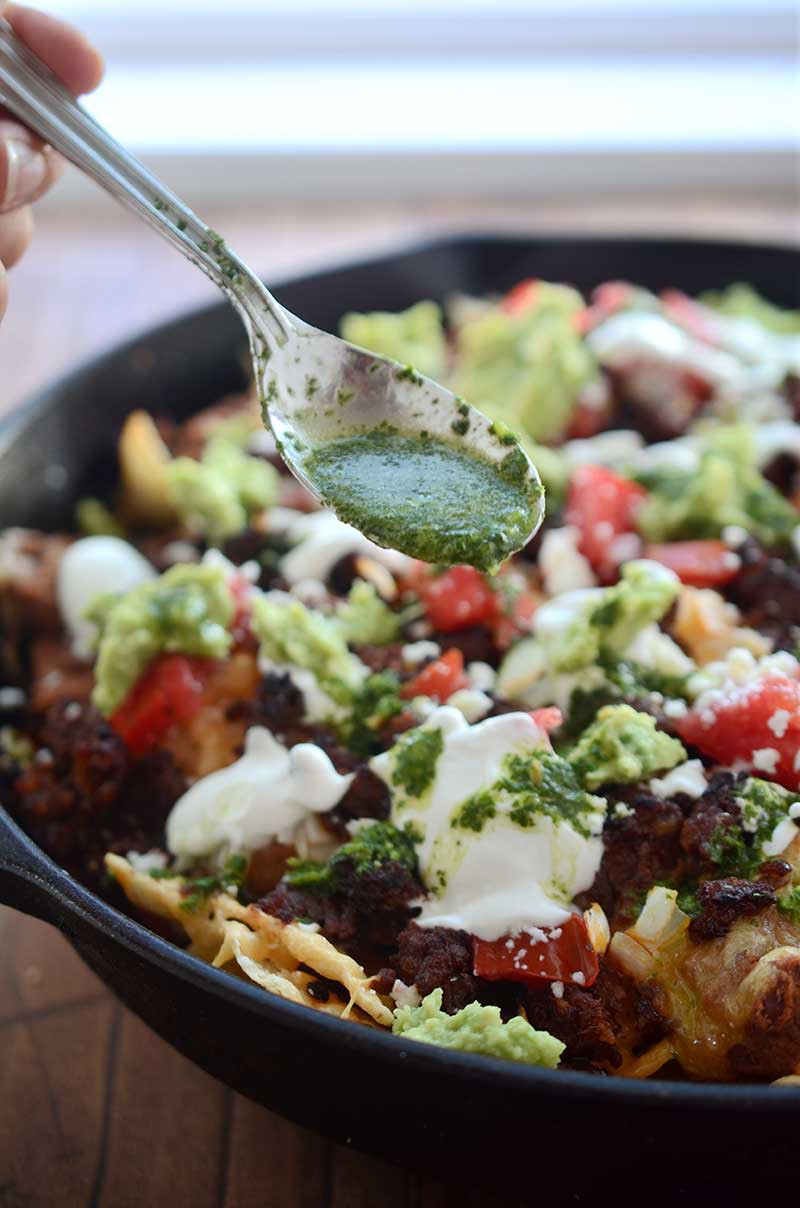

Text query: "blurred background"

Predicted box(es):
[1, 0, 797, 403]
[34, 0, 799, 205]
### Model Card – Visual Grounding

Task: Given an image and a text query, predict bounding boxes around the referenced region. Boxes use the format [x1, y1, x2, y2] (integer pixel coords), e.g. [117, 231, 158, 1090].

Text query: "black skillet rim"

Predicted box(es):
[3, 231, 800, 1112]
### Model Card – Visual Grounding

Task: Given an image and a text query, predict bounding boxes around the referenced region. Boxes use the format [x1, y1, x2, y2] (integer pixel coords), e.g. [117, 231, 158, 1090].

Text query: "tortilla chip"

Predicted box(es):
[105, 853, 393, 1026]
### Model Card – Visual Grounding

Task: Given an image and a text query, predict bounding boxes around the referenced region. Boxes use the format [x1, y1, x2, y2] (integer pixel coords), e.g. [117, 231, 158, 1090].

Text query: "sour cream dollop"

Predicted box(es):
[57, 536, 156, 657]
[371, 707, 606, 941]
[166, 726, 353, 860]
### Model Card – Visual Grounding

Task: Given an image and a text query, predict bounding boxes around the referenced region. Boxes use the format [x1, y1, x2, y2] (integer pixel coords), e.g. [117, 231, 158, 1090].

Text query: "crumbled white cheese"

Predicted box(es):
[125, 848, 168, 874]
[613, 802, 635, 819]
[446, 688, 493, 723]
[391, 980, 422, 1009]
[752, 748, 780, 775]
[767, 709, 792, 739]
[166, 726, 353, 859]
[407, 695, 439, 722]
[551, 980, 565, 999]
[538, 526, 596, 596]
[562, 429, 645, 468]
[401, 640, 442, 667]
[161, 539, 200, 564]
[649, 759, 707, 800]
[688, 648, 800, 711]
[466, 661, 497, 694]
[625, 623, 695, 678]
[608, 532, 642, 565]
[721, 525, 750, 549]
[662, 698, 689, 720]
[290, 577, 330, 607]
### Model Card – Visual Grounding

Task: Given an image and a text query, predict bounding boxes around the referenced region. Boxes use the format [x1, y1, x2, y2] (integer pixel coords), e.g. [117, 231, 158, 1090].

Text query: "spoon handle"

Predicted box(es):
[0, 18, 291, 350]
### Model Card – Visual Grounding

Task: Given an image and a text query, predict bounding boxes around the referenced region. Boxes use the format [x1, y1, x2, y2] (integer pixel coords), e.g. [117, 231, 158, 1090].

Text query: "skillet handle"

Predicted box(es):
[0, 808, 56, 922]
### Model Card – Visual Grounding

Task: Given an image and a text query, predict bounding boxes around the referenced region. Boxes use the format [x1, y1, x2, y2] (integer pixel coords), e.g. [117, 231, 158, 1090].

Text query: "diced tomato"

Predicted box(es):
[642, 540, 740, 588]
[678, 674, 800, 790]
[111, 653, 211, 755]
[472, 913, 599, 988]
[415, 565, 499, 633]
[502, 278, 540, 315]
[529, 706, 563, 734]
[565, 464, 647, 582]
[575, 280, 636, 334]
[401, 648, 468, 702]
[594, 281, 636, 311]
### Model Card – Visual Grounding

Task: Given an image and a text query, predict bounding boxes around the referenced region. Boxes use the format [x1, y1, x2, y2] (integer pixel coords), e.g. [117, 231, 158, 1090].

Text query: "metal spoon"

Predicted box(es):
[0, 20, 543, 566]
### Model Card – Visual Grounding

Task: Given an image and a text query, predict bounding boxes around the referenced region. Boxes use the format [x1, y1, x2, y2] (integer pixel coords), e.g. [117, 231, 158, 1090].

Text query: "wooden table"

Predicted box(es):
[1, 195, 797, 1208]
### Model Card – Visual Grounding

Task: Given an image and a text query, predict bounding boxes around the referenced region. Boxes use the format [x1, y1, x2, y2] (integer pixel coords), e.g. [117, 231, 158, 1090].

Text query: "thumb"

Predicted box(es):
[0, 118, 63, 213]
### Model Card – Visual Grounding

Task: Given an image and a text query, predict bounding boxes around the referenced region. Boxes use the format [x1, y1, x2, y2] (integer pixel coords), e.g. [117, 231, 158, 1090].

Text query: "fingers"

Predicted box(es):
[6, 5, 104, 95]
[0, 6, 104, 322]
[0, 118, 63, 212]
[0, 205, 33, 268]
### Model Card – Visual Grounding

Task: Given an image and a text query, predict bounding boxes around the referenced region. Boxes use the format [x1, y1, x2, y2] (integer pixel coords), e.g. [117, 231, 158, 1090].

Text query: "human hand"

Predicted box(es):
[0, 3, 103, 321]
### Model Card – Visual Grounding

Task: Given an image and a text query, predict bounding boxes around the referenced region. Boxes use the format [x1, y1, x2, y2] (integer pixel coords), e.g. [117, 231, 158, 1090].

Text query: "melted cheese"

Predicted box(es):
[371, 707, 606, 941]
[166, 726, 353, 859]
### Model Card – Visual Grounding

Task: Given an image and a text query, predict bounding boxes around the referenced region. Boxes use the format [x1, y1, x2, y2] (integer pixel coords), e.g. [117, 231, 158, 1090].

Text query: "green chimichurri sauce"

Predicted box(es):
[301, 430, 541, 572]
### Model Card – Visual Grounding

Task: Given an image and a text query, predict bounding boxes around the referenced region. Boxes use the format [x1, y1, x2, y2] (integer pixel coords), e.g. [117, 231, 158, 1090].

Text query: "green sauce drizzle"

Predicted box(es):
[301, 429, 540, 572]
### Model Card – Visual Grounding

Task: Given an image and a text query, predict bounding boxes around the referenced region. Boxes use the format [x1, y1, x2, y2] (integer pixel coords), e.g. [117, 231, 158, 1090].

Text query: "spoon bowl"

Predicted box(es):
[0, 19, 543, 569]
[263, 323, 545, 569]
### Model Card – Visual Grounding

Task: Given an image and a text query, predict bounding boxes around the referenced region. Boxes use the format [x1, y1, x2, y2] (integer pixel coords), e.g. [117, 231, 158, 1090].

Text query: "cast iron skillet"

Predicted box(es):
[2, 236, 799, 1185]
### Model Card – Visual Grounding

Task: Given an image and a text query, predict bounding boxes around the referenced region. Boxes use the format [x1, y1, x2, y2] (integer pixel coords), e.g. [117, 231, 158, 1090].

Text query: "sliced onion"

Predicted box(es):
[608, 931, 654, 980]
[629, 886, 689, 949]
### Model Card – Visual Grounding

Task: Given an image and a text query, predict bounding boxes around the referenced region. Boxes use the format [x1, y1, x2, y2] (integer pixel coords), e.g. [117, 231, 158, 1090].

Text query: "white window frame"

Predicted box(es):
[38, 1, 800, 209]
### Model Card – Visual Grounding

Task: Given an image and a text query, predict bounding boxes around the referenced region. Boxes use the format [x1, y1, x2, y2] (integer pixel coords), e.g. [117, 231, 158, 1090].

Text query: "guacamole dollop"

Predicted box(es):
[392, 988, 564, 1068]
[568, 703, 686, 790]
[450, 282, 598, 445]
[335, 580, 401, 646]
[167, 416, 279, 543]
[250, 592, 366, 707]
[635, 429, 799, 547]
[90, 562, 235, 715]
[340, 300, 447, 381]
[538, 559, 680, 674]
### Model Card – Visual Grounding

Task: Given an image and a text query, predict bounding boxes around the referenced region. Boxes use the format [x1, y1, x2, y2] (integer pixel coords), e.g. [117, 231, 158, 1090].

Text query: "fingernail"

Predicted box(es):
[1, 139, 48, 211]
